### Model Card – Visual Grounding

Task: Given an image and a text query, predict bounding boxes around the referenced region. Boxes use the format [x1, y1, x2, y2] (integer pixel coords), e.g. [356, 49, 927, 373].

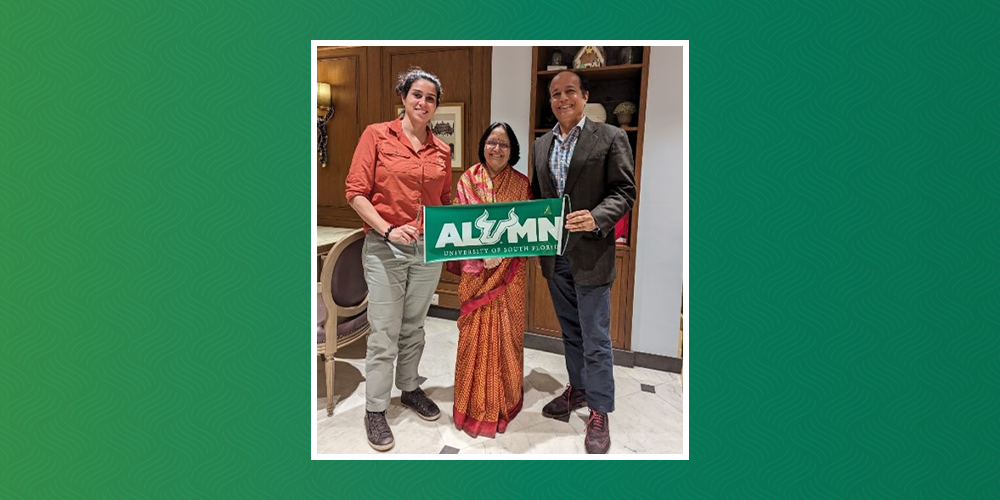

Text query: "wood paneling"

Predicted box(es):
[380, 47, 492, 306]
[380, 47, 492, 175]
[526, 247, 631, 350]
[317, 47, 368, 228]
[609, 249, 630, 349]
[526, 260, 562, 336]
[316, 46, 492, 307]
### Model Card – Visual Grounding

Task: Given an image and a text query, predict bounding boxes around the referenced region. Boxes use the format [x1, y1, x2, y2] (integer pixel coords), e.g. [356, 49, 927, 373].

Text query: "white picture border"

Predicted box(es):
[312, 40, 689, 461]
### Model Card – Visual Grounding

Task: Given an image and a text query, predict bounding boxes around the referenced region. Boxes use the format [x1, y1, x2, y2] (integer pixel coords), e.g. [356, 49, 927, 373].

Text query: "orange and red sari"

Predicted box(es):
[447, 163, 532, 438]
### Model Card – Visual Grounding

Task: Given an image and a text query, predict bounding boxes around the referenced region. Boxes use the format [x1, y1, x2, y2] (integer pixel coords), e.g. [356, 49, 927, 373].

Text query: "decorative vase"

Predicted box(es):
[583, 103, 607, 123]
[619, 46, 637, 65]
[615, 113, 633, 127]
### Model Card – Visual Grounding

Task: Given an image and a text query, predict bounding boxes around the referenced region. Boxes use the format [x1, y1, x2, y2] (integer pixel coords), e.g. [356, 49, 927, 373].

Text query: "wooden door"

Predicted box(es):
[315, 46, 492, 308]
[526, 247, 630, 350]
[380, 47, 493, 309]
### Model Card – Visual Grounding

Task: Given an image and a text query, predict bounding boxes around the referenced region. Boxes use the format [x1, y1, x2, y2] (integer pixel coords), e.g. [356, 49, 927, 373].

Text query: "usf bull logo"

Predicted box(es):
[475, 208, 518, 245]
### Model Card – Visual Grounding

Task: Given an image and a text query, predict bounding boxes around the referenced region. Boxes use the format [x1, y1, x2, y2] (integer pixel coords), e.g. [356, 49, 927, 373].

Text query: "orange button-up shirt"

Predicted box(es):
[345, 118, 452, 232]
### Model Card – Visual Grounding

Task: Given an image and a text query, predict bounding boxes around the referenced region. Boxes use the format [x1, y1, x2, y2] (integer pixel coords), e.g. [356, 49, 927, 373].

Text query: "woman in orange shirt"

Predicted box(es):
[345, 68, 452, 452]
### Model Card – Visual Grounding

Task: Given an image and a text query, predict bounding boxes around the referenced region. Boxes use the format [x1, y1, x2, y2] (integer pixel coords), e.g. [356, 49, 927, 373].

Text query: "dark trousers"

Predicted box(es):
[546, 255, 615, 413]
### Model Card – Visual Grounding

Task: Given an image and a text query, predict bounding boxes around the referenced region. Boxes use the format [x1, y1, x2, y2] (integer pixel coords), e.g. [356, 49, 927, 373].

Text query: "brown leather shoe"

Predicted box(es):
[364, 411, 394, 452]
[400, 387, 441, 421]
[542, 385, 587, 419]
[585, 410, 610, 454]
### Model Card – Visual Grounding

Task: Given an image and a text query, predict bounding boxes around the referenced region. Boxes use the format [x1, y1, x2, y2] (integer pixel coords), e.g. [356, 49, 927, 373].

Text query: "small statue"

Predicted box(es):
[551, 50, 565, 66]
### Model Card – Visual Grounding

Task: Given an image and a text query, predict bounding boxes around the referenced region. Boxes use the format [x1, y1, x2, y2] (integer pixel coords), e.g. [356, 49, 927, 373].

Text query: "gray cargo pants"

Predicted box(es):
[362, 231, 442, 412]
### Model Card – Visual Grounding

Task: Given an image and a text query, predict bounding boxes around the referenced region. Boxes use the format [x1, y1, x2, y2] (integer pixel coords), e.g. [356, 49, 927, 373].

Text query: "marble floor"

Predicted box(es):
[317, 317, 684, 455]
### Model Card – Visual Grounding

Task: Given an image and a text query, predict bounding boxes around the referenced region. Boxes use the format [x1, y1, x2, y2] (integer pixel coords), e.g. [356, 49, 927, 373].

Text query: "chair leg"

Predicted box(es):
[326, 356, 335, 417]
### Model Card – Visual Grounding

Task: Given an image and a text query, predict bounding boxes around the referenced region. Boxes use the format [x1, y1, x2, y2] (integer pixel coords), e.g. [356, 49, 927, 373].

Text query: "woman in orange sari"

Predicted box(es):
[448, 122, 531, 438]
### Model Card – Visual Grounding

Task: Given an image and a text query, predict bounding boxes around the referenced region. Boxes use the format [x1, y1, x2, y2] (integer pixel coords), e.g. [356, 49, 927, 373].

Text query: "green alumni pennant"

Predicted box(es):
[423, 198, 565, 263]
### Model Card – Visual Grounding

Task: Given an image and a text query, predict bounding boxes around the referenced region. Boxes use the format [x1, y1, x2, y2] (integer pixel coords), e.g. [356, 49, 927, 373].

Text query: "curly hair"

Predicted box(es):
[394, 67, 443, 101]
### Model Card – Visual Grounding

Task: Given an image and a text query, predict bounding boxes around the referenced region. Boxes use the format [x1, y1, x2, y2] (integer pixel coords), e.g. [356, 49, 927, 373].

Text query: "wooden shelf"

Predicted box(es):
[537, 64, 643, 81]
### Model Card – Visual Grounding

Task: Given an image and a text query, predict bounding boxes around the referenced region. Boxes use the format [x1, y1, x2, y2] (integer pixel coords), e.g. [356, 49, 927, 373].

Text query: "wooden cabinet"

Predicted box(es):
[609, 248, 631, 348]
[525, 46, 649, 351]
[526, 247, 632, 348]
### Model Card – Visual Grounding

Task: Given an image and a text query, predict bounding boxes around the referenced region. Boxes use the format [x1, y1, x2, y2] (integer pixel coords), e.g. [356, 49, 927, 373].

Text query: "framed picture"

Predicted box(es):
[394, 102, 464, 170]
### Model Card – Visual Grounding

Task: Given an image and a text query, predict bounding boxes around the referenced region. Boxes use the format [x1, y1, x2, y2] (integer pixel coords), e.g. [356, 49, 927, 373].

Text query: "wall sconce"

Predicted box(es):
[317, 81, 334, 168]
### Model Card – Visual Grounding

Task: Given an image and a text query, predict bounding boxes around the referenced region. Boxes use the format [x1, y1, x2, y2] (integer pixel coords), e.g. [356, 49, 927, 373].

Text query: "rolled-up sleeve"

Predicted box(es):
[345, 125, 376, 203]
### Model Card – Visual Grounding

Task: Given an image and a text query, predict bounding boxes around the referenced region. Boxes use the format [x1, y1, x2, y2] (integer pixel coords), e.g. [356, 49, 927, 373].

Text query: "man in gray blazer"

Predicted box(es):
[530, 70, 636, 454]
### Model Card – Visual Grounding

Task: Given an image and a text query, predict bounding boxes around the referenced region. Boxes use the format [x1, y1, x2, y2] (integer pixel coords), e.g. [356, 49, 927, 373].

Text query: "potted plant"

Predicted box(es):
[614, 101, 637, 127]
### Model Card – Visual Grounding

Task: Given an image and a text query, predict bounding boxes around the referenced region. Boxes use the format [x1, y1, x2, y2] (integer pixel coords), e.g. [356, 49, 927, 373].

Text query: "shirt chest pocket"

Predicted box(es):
[424, 154, 450, 183]
[377, 143, 409, 163]
[375, 143, 411, 183]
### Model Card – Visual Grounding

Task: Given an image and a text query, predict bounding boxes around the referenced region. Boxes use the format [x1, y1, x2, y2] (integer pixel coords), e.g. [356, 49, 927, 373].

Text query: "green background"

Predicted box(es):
[2, 0, 998, 498]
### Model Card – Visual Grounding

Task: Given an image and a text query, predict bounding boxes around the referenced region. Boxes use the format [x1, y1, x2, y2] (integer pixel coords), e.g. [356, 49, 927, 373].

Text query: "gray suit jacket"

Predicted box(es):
[531, 119, 636, 286]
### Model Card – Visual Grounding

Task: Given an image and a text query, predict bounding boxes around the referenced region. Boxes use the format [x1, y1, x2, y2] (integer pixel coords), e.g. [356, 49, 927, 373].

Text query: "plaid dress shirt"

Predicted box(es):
[549, 116, 586, 197]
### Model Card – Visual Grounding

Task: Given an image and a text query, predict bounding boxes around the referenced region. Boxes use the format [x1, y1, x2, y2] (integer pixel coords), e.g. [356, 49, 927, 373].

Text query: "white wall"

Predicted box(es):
[491, 46, 684, 357]
[490, 46, 532, 175]
[630, 46, 684, 357]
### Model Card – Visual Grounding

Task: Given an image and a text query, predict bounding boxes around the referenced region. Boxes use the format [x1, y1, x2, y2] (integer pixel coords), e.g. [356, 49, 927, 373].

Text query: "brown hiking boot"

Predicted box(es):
[364, 410, 394, 452]
[400, 387, 441, 421]
[585, 410, 610, 454]
[542, 385, 587, 419]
